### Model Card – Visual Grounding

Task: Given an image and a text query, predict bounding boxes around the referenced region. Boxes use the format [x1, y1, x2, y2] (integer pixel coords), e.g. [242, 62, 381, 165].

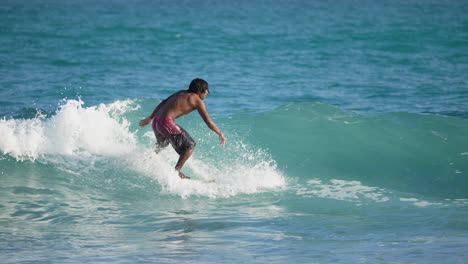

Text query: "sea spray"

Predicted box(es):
[0, 99, 138, 160]
[122, 134, 286, 198]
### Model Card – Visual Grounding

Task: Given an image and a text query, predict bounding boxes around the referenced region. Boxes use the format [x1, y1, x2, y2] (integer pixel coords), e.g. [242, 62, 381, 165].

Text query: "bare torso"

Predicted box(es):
[156, 90, 199, 119]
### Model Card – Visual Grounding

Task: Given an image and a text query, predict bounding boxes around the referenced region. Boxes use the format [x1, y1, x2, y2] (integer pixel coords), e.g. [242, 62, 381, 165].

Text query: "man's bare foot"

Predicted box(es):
[178, 171, 191, 179]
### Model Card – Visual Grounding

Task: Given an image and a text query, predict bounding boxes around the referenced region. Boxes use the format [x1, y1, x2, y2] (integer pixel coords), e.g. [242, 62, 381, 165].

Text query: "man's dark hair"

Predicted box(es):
[188, 78, 209, 94]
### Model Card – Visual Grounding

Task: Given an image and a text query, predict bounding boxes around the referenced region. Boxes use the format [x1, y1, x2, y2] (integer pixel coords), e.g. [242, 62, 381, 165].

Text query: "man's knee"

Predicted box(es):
[180, 146, 195, 156]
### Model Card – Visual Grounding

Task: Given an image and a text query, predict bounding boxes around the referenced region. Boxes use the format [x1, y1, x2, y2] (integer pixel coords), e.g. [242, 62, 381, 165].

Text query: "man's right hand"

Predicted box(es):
[139, 117, 152, 127]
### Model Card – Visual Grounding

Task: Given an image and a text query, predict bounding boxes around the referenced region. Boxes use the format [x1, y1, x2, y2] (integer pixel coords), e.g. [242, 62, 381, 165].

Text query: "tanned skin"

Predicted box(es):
[139, 90, 226, 179]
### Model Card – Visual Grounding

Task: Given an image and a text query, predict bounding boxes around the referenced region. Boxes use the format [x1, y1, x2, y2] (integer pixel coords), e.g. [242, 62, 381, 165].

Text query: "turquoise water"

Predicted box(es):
[1, 0, 468, 263]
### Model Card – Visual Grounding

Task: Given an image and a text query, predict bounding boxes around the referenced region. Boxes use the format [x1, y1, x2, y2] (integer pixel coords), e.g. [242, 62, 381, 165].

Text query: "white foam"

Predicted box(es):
[133, 135, 287, 198]
[413, 201, 442, 207]
[0, 99, 138, 161]
[400, 198, 419, 202]
[127, 144, 286, 198]
[400, 198, 443, 207]
[297, 178, 389, 202]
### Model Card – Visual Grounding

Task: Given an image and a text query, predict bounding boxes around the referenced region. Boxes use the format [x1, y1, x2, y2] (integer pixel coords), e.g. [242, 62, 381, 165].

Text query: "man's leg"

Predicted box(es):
[170, 128, 196, 179]
[175, 148, 194, 179]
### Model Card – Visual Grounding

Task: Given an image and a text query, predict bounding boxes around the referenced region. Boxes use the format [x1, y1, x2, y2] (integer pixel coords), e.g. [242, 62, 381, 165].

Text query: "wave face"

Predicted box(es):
[237, 102, 468, 198]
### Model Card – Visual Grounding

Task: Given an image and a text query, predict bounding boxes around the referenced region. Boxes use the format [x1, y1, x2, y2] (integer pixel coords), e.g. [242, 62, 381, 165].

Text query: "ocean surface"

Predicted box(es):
[1, 0, 468, 263]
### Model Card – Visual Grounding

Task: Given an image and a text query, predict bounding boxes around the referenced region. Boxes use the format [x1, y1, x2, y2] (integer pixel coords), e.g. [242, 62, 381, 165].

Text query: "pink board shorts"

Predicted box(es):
[152, 116, 196, 155]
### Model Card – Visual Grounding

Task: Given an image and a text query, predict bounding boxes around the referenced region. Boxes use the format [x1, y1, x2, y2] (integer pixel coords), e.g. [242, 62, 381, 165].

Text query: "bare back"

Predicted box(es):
[156, 90, 200, 119]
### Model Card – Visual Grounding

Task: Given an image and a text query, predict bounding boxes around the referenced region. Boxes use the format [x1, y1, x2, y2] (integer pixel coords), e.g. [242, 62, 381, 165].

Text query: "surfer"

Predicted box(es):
[139, 78, 226, 179]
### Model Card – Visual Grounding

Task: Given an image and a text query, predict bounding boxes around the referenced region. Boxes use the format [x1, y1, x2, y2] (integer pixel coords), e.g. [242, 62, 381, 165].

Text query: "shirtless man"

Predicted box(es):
[139, 78, 226, 179]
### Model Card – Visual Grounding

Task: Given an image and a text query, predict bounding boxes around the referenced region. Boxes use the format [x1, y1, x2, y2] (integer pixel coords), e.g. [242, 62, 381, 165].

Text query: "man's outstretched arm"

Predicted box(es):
[196, 99, 226, 146]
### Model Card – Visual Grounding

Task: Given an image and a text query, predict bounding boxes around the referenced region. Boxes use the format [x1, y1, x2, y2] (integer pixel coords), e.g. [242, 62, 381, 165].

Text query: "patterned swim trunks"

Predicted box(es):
[152, 116, 196, 155]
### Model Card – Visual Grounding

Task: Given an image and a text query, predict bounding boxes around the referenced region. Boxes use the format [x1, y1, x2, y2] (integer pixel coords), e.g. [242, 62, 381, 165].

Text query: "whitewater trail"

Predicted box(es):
[0, 99, 287, 198]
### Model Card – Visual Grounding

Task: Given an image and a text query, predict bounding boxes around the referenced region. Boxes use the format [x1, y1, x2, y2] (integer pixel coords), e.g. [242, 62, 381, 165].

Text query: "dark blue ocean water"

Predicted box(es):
[1, 0, 468, 263]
